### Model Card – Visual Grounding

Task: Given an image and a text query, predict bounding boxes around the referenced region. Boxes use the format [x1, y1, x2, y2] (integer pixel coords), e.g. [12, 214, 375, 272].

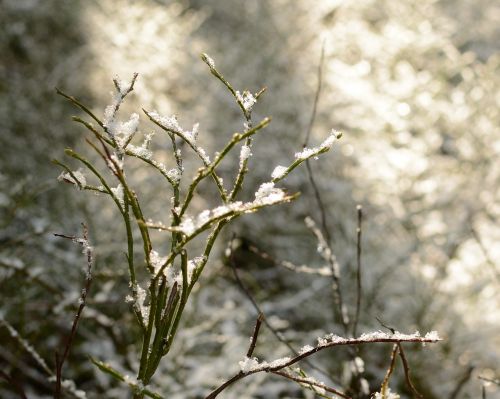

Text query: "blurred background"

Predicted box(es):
[0, 0, 499, 398]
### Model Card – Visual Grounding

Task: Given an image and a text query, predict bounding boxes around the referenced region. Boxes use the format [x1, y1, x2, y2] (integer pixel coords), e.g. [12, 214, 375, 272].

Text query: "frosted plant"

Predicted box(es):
[372, 388, 400, 399]
[207, 314, 440, 398]
[54, 54, 341, 398]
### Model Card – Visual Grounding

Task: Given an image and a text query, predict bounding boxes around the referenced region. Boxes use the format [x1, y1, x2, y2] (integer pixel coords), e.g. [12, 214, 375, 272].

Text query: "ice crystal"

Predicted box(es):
[57, 168, 87, 189]
[373, 388, 400, 399]
[254, 182, 286, 205]
[268, 356, 291, 368]
[239, 144, 252, 168]
[167, 168, 181, 183]
[271, 165, 288, 180]
[317, 333, 347, 346]
[150, 250, 167, 274]
[103, 92, 121, 130]
[294, 129, 342, 160]
[126, 144, 152, 160]
[61, 379, 87, 399]
[236, 90, 257, 112]
[299, 345, 314, 355]
[112, 112, 139, 148]
[173, 184, 289, 236]
[203, 53, 215, 69]
[424, 330, 441, 341]
[148, 111, 182, 132]
[136, 284, 149, 324]
[111, 184, 124, 209]
[239, 356, 261, 373]
[187, 256, 205, 284]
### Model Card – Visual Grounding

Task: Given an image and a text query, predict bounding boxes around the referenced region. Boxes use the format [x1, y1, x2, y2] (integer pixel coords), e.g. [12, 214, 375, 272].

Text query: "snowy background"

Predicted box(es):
[0, 0, 499, 398]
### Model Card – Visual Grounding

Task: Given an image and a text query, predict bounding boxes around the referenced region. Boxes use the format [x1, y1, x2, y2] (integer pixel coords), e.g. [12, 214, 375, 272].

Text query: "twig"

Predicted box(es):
[380, 345, 399, 396]
[305, 217, 349, 333]
[303, 41, 325, 150]
[270, 370, 350, 399]
[478, 376, 500, 386]
[247, 314, 264, 358]
[53, 223, 93, 399]
[226, 236, 337, 383]
[449, 365, 475, 399]
[397, 344, 424, 399]
[0, 370, 28, 399]
[247, 242, 332, 276]
[352, 205, 363, 338]
[301, 41, 334, 245]
[470, 225, 499, 283]
[206, 333, 439, 398]
[377, 318, 425, 398]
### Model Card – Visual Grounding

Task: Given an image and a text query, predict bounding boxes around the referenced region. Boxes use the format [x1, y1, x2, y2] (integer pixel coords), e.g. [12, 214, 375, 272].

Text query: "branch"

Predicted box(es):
[53, 223, 93, 399]
[206, 331, 440, 398]
[226, 237, 336, 383]
[352, 205, 363, 337]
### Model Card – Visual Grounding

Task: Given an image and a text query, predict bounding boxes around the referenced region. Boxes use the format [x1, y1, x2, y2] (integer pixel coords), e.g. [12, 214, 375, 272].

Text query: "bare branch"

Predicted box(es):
[247, 314, 264, 358]
[54, 223, 93, 398]
[352, 205, 363, 337]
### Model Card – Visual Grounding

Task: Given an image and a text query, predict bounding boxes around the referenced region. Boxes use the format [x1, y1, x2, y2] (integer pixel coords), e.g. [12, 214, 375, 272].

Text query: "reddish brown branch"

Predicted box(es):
[54, 224, 93, 399]
[271, 370, 351, 398]
[205, 334, 440, 398]
[397, 343, 424, 398]
[247, 314, 264, 358]
[352, 205, 363, 338]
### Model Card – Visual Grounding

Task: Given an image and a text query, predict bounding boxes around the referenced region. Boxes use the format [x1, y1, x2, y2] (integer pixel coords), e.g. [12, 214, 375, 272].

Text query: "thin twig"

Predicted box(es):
[247, 314, 264, 358]
[303, 41, 325, 148]
[206, 333, 439, 398]
[478, 376, 500, 386]
[470, 225, 499, 283]
[305, 217, 349, 333]
[226, 237, 337, 383]
[247, 242, 332, 276]
[0, 370, 28, 399]
[377, 318, 424, 398]
[270, 370, 351, 399]
[449, 365, 475, 399]
[397, 343, 424, 399]
[53, 223, 93, 399]
[380, 345, 399, 396]
[352, 205, 363, 338]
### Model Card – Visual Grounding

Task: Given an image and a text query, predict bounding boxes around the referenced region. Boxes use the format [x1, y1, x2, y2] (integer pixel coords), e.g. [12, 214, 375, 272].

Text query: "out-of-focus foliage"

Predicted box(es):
[0, 0, 498, 398]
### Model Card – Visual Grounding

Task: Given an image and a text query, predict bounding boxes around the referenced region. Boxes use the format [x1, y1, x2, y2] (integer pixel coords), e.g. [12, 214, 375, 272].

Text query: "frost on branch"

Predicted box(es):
[235, 90, 257, 113]
[299, 345, 315, 355]
[270, 129, 342, 183]
[373, 388, 400, 399]
[294, 129, 342, 160]
[238, 356, 292, 373]
[135, 284, 149, 325]
[172, 183, 289, 236]
[110, 184, 124, 210]
[103, 74, 139, 144]
[239, 144, 252, 168]
[254, 182, 286, 205]
[271, 165, 288, 180]
[150, 250, 168, 275]
[147, 111, 210, 164]
[58, 168, 87, 189]
[313, 330, 441, 348]
[239, 356, 260, 373]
